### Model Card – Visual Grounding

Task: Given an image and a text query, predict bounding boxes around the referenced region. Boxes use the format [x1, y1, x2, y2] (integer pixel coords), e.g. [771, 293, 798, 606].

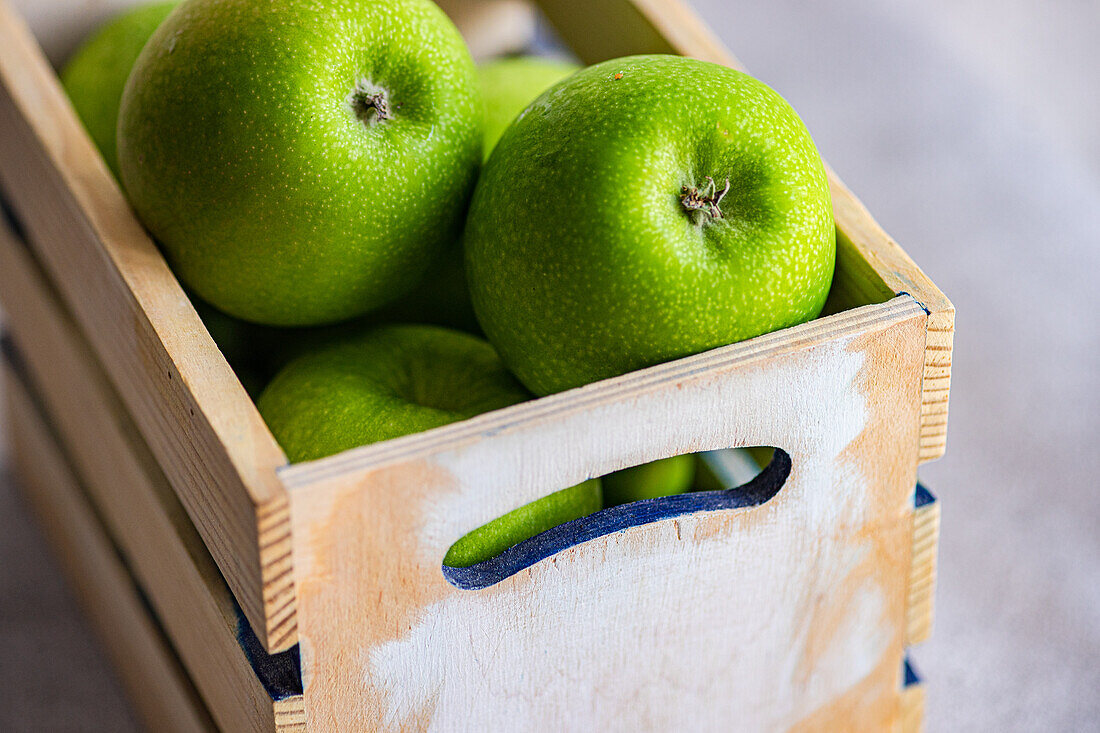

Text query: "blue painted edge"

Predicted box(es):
[443, 449, 792, 591]
[236, 608, 303, 700]
[896, 290, 931, 315]
[914, 482, 936, 508]
[904, 656, 922, 687]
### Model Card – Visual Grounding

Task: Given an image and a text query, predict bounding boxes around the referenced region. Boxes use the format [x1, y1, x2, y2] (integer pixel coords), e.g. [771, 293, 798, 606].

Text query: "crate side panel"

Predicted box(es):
[287, 302, 926, 729]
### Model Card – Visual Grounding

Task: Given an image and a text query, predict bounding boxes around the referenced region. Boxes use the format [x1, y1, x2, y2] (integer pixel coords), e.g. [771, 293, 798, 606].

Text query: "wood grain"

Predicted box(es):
[285, 297, 927, 729]
[0, 220, 299, 731]
[907, 487, 940, 646]
[5, 362, 215, 733]
[0, 0, 293, 651]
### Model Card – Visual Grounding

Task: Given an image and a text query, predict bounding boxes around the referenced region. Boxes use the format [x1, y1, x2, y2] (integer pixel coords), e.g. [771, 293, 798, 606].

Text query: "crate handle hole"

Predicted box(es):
[442, 447, 791, 590]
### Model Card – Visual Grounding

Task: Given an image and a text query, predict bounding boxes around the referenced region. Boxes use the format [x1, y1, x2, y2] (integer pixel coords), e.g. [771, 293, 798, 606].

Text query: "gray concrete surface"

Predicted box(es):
[1, 0, 1097, 730]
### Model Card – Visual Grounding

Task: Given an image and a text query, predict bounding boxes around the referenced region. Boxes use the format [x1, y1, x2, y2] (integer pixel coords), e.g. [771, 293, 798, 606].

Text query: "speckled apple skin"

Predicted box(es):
[478, 56, 580, 161]
[442, 478, 602, 567]
[257, 324, 528, 463]
[465, 55, 835, 396]
[118, 0, 482, 326]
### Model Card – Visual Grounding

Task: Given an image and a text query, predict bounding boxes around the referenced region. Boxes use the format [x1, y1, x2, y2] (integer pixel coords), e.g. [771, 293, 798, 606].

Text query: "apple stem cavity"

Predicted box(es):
[349, 79, 392, 126]
[680, 175, 730, 223]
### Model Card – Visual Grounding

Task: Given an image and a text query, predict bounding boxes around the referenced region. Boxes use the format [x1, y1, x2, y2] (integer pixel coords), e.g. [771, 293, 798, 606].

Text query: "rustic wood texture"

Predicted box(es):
[0, 221, 299, 731]
[4, 363, 215, 733]
[533, 0, 955, 464]
[918, 311, 953, 462]
[438, 0, 538, 60]
[0, 0, 294, 651]
[283, 297, 927, 730]
[0, 0, 952, 668]
[907, 492, 940, 647]
[900, 680, 926, 733]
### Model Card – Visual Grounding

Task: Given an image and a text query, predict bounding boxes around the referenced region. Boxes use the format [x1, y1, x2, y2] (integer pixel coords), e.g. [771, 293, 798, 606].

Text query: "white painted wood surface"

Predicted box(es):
[283, 298, 927, 730]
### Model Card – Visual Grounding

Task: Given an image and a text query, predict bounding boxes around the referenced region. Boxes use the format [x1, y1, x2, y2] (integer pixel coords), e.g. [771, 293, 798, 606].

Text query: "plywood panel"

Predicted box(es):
[285, 297, 927, 730]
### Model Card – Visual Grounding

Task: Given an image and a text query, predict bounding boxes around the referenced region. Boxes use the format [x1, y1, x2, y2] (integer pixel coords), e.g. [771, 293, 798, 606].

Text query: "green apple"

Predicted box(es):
[367, 241, 481, 334]
[602, 454, 695, 506]
[60, 1, 177, 179]
[118, 0, 482, 327]
[695, 447, 774, 490]
[464, 55, 835, 395]
[346, 55, 583, 334]
[257, 324, 522, 461]
[443, 478, 601, 568]
[257, 324, 602, 566]
[478, 56, 580, 160]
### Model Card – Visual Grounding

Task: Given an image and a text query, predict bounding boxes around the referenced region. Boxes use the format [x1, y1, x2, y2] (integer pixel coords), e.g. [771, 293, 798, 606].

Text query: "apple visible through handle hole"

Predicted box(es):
[443, 479, 603, 567]
[442, 448, 789, 590]
[602, 454, 696, 507]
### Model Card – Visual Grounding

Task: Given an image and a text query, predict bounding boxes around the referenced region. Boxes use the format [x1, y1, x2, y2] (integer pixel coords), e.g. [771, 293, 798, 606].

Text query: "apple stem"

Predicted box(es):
[681, 176, 730, 222]
[349, 80, 392, 125]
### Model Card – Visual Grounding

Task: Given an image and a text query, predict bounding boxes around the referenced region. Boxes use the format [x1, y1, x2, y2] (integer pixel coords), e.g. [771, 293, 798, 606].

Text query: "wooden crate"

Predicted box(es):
[0, 0, 951, 728]
[8, 342, 933, 733]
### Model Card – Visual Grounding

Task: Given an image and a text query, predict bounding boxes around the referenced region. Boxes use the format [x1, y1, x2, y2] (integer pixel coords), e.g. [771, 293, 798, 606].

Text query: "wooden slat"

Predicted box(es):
[900, 680, 926, 733]
[533, 0, 954, 463]
[0, 0, 293, 651]
[0, 221, 298, 730]
[534, 0, 735, 67]
[5, 363, 215, 733]
[437, 0, 537, 60]
[907, 489, 940, 646]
